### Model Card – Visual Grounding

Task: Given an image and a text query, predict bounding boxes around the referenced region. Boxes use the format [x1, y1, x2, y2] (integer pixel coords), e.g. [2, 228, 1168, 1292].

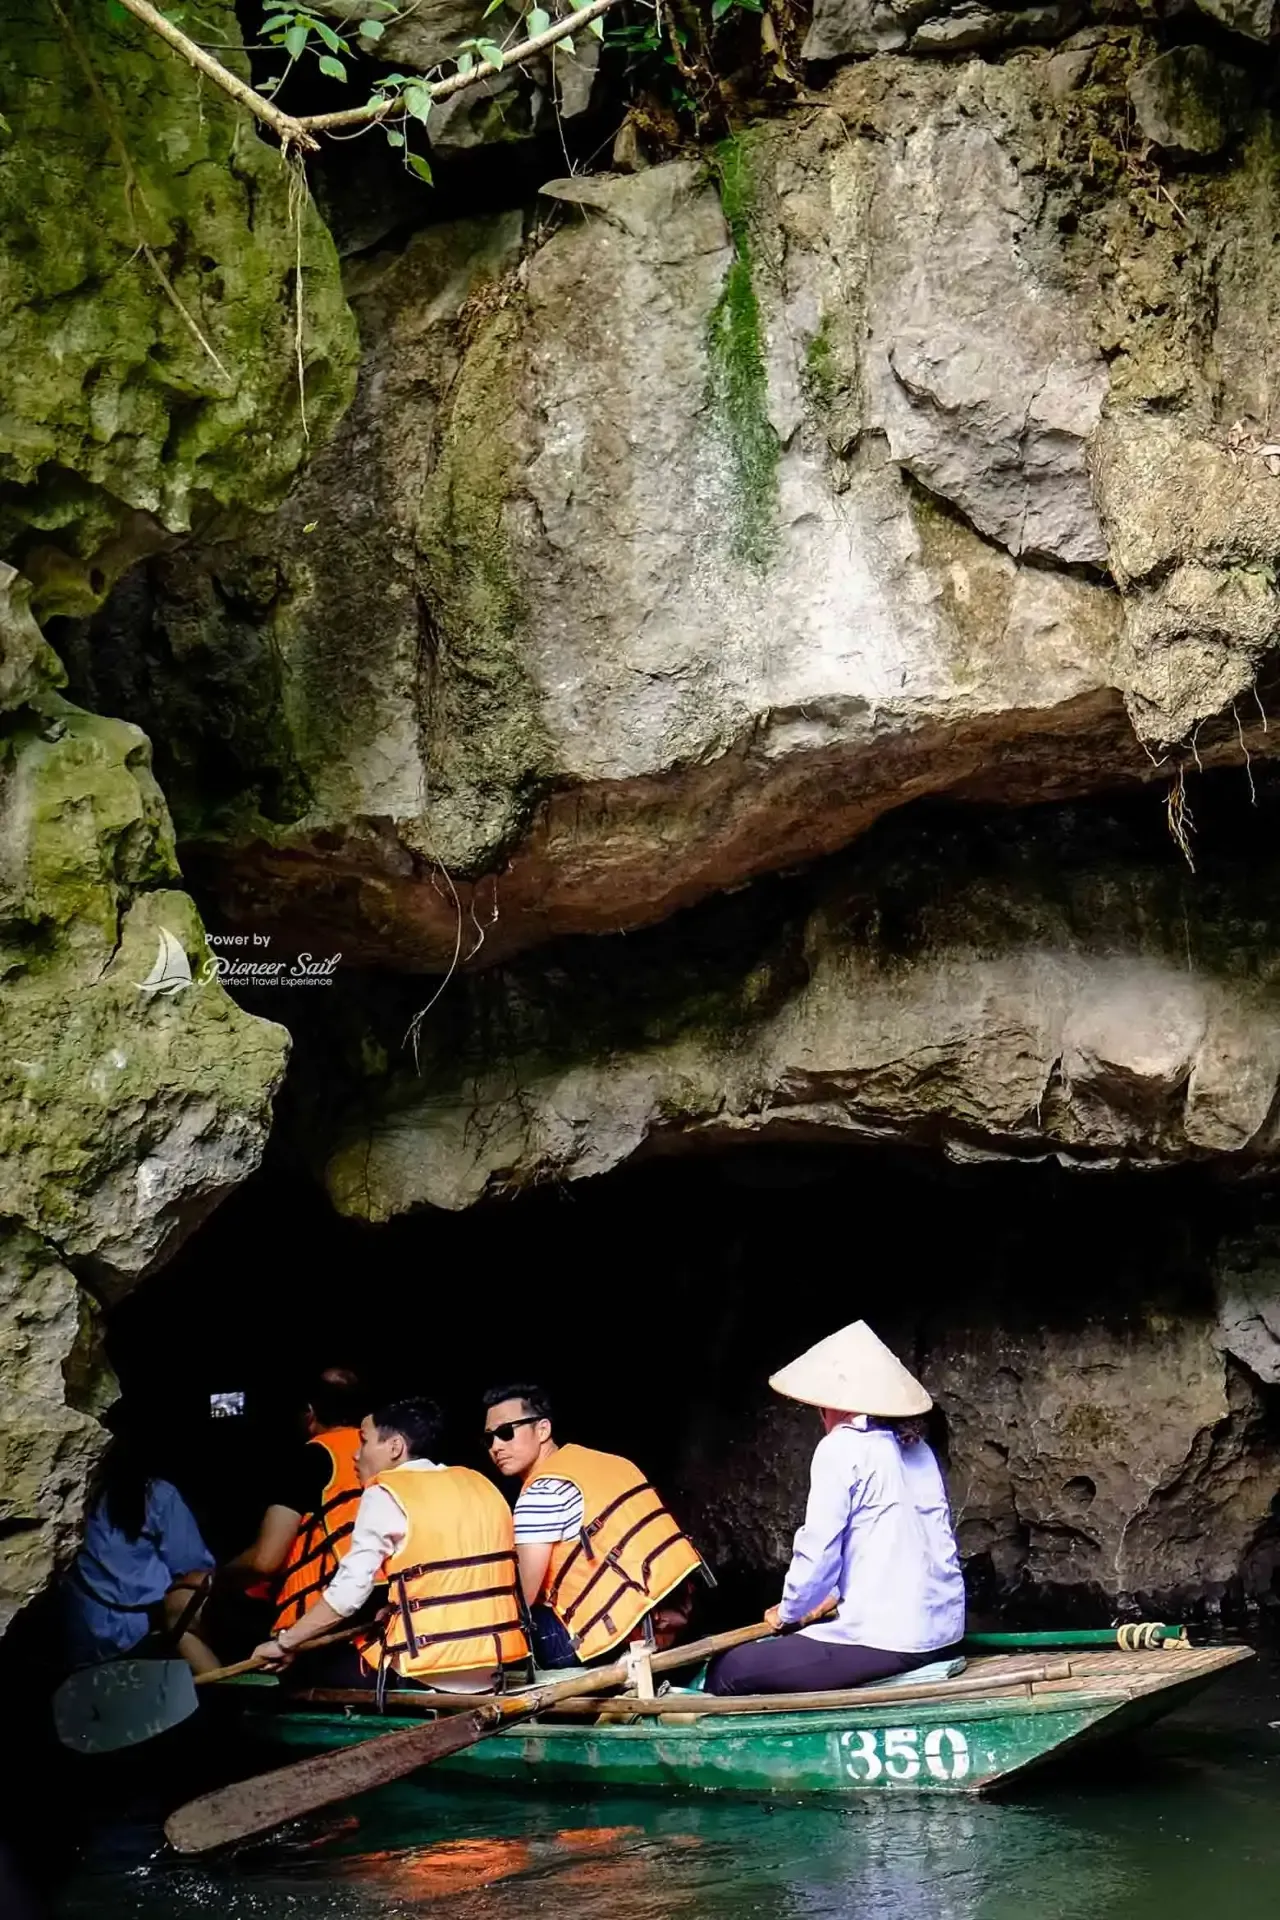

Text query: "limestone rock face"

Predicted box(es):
[87, 44, 1280, 971]
[935, 1313, 1277, 1609]
[1128, 46, 1248, 158]
[312, 789, 1280, 1217]
[0, 570, 291, 1291]
[0, 1227, 110, 1638]
[0, 0, 358, 616]
[0, 565, 289, 1617]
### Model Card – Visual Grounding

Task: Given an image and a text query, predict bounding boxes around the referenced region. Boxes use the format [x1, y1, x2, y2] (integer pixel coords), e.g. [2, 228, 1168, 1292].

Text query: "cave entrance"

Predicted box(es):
[102, 1140, 1280, 1625]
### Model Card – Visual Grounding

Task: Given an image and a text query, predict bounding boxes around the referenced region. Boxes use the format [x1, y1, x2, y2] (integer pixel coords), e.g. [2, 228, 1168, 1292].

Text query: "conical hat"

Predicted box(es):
[769, 1321, 932, 1417]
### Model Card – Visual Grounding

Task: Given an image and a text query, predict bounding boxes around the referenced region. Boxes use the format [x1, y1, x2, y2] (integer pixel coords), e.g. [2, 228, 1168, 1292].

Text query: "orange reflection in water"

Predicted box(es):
[553, 1826, 644, 1850]
[357, 1835, 534, 1898]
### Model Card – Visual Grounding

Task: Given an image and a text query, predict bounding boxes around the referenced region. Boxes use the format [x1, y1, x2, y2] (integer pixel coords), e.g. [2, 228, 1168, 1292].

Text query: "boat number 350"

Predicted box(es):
[839, 1726, 971, 1782]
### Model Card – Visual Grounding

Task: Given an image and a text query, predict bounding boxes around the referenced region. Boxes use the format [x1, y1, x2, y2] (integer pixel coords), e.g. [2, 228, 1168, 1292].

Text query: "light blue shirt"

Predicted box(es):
[62, 1479, 214, 1666]
[779, 1421, 965, 1653]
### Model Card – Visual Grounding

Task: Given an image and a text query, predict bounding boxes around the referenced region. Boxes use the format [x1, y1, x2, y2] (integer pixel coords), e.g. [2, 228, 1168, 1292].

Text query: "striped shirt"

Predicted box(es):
[513, 1475, 585, 1544]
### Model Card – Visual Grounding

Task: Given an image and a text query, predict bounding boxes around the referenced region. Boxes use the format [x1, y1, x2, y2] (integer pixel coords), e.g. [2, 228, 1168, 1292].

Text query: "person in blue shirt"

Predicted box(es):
[706, 1320, 965, 1695]
[61, 1410, 218, 1673]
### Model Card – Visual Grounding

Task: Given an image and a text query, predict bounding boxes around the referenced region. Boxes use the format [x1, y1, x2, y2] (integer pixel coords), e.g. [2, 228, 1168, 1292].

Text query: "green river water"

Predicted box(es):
[43, 1645, 1280, 1920]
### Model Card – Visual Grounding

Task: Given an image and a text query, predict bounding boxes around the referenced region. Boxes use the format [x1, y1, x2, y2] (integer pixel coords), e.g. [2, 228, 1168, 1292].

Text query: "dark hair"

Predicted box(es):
[308, 1367, 366, 1429]
[482, 1382, 552, 1424]
[100, 1436, 153, 1542]
[870, 1415, 929, 1448]
[371, 1397, 442, 1460]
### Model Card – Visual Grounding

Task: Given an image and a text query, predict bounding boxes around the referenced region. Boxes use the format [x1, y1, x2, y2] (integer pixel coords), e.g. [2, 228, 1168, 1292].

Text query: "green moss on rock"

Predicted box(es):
[706, 136, 779, 572]
[0, 0, 359, 616]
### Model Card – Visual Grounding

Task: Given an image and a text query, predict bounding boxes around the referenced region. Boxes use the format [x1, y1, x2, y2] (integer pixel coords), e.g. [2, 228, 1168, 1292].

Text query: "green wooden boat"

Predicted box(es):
[213, 1643, 1251, 1800]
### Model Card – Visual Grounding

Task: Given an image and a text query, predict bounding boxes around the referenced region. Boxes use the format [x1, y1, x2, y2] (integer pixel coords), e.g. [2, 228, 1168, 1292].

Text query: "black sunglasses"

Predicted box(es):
[485, 1415, 542, 1446]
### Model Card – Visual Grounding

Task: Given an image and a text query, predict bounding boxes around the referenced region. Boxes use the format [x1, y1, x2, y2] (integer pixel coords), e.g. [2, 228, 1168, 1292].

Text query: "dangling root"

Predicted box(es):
[1165, 765, 1196, 872]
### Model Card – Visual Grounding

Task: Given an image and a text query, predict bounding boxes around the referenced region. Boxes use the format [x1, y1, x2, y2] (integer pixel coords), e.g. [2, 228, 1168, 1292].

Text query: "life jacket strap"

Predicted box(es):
[548, 1481, 654, 1604]
[393, 1548, 516, 1582]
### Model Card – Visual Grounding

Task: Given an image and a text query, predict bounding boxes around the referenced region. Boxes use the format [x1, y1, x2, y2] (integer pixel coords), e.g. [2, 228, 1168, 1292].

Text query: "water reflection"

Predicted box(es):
[52, 1652, 1280, 1920]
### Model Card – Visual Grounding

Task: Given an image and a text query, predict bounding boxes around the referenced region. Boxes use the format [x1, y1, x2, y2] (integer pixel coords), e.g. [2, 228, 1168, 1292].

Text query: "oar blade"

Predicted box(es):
[53, 1659, 198, 1754]
[165, 1703, 509, 1855]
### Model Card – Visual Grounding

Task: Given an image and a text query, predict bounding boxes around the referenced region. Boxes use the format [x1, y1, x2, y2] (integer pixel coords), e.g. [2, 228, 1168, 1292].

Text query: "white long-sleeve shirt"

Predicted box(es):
[324, 1459, 444, 1618]
[323, 1458, 495, 1692]
[780, 1419, 965, 1653]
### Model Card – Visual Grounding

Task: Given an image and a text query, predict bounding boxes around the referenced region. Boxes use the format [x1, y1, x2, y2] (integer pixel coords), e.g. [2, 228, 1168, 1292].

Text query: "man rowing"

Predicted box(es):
[252, 1397, 530, 1692]
[706, 1322, 965, 1695]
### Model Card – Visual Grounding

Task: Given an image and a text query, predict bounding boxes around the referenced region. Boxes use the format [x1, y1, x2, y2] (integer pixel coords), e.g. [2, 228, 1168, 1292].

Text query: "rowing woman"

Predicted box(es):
[706, 1321, 965, 1696]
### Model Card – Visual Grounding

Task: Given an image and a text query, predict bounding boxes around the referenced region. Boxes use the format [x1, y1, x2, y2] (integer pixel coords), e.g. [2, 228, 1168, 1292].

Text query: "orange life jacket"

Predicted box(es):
[359, 1465, 529, 1680]
[272, 1429, 363, 1634]
[531, 1443, 705, 1661]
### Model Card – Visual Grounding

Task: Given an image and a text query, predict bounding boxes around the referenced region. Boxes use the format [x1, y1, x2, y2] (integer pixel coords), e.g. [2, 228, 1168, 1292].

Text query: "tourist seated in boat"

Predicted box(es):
[252, 1396, 531, 1693]
[705, 1321, 965, 1696]
[61, 1402, 219, 1675]
[214, 1367, 366, 1655]
[482, 1382, 708, 1671]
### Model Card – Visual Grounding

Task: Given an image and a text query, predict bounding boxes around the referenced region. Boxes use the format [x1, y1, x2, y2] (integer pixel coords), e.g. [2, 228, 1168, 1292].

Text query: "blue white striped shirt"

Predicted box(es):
[513, 1475, 585, 1544]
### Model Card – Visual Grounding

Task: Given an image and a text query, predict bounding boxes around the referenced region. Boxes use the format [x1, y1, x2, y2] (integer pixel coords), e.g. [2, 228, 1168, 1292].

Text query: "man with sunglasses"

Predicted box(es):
[483, 1383, 707, 1671]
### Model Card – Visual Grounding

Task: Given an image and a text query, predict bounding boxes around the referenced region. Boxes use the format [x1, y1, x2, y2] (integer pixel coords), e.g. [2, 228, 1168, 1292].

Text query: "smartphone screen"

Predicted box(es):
[210, 1390, 245, 1419]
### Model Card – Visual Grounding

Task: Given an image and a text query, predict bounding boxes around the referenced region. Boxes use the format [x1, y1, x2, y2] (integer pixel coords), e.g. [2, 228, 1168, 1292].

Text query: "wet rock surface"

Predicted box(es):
[80, 43, 1280, 972]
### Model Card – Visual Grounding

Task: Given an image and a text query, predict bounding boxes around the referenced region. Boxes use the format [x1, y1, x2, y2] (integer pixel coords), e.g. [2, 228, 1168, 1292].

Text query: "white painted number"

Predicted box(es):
[883, 1728, 921, 1780]
[840, 1726, 970, 1784]
[840, 1729, 882, 1780]
[923, 1726, 970, 1781]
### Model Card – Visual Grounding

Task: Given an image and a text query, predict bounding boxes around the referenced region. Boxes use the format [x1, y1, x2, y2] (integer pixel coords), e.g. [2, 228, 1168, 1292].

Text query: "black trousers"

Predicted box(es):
[705, 1635, 956, 1696]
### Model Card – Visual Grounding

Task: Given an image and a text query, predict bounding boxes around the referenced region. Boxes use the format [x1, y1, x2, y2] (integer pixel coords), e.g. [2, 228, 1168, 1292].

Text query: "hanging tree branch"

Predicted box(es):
[114, 0, 320, 150]
[114, 0, 629, 153]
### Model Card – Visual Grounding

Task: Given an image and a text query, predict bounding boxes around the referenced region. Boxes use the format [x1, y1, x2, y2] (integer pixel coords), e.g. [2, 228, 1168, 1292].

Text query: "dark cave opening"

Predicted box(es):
[99, 1140, 1280, 1630]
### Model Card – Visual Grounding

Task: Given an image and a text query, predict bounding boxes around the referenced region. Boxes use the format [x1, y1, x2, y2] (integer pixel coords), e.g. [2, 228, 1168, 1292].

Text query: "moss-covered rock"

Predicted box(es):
[0, 563, 290, 1625]
[0, 674, 290, 1273]
[0, 0, 358, 615]
[0, 1223, 110, 1637]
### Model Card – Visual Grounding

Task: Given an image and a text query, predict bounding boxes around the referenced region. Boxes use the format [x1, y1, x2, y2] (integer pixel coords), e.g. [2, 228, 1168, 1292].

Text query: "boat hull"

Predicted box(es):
[224, 1650, 1247, 1799]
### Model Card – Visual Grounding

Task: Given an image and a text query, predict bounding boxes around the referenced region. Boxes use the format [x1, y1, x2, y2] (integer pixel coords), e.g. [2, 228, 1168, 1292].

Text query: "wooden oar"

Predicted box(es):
[193, 1622, 367, 1688]
[165, 1615, 786, 1855]
[52, 1621, 366, 1755]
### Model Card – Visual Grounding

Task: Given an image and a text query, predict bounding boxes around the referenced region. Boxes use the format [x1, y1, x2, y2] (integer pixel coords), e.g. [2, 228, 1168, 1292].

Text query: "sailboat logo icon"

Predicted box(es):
[135, 928, 194, 996]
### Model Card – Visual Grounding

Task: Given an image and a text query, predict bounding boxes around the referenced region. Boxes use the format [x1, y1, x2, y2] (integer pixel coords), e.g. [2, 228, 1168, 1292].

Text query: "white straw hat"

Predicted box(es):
[769, 1320, 932, 1417]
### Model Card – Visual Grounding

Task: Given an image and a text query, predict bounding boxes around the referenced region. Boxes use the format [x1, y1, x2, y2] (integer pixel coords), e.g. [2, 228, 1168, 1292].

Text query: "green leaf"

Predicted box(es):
[589, 13, 604, 34]
[283, 21, 308, 58]
[404, 82, 432, 121]
[317, 52, 347, 78]
[407, 152, 434, 183]
[358, 15, 386, 37]
[385, 127, 405, 146]
[261, 12, 292, 30]
[484, 0, 508, 13]
[456, 49, 475, 72]
[0, 112, 11, 135]
[526, 5, 550, 32]
[477, 37, 506, 64]
[556, 33, 574, 52]
[314, 16, 347, 52]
